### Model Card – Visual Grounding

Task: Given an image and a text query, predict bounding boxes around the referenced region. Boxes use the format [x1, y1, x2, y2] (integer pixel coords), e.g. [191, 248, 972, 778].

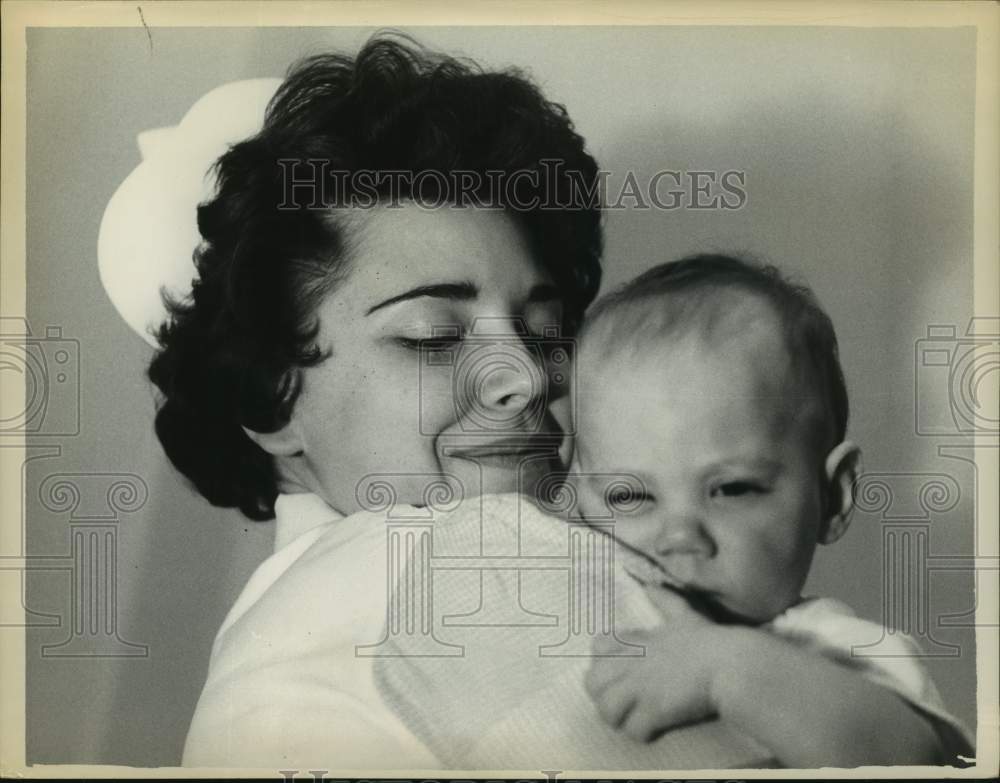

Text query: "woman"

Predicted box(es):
[146, 34, 602, 766]
[141, 34, 970, 771]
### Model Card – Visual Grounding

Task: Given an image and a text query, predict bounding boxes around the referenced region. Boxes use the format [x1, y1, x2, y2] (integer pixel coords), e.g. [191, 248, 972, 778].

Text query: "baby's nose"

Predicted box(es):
[654, 517, 716, 559]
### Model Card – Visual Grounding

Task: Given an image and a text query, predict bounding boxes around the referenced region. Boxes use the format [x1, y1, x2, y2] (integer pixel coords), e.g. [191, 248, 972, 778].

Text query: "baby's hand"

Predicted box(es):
[584, 585, 731, 742]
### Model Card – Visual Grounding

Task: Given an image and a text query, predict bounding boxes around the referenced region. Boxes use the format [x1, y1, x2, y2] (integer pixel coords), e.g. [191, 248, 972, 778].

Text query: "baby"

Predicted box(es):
[571, 253, 973, 766]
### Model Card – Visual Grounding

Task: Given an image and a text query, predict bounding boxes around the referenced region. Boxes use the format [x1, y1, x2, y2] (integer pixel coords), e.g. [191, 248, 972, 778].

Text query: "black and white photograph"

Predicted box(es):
[1, 1, 997, 777]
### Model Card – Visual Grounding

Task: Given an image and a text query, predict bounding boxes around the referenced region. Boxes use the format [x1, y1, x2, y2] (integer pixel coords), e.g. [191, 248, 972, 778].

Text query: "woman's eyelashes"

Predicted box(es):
[395, 334, 462, 352]
[394, 324, 561, 356]
[392, 321, 465, 356]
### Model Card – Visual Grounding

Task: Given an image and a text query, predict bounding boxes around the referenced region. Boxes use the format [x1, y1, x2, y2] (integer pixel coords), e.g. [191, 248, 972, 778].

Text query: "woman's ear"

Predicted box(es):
[241, 423, 304, 457]
[819, 440, 862, 545]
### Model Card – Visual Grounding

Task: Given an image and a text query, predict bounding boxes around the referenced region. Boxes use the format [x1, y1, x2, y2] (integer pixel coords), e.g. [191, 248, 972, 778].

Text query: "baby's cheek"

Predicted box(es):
[572, 489, 603, 521]
[761, 545, 813, 607]
[736, 533, 806, 600]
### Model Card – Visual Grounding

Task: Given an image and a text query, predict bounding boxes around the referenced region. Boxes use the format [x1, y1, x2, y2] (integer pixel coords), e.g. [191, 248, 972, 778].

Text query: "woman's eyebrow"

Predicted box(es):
[365, 281, 478, 315]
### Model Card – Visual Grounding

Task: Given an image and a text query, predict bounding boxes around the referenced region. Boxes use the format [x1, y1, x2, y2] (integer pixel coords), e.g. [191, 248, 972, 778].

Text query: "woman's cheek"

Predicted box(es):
[413, 366, 462, 433]
[544, 397, 573, 468]
[380, 375, 453, 455]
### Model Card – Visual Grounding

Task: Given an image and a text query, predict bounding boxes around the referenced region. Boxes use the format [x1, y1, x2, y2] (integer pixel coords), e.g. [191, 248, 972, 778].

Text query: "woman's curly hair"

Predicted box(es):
[147, 33, 604, 521]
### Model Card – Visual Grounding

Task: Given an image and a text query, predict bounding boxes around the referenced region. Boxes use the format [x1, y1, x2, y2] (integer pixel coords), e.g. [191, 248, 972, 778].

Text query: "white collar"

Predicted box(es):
[273, 492, 344, 552]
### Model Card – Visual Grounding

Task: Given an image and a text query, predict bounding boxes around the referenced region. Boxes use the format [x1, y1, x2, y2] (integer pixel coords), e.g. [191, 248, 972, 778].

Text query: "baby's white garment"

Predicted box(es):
[372, 493, 973, 769]
[183, 491, 972, 770]
[372, 493, 774, 769]
[767, 597, 974, 758]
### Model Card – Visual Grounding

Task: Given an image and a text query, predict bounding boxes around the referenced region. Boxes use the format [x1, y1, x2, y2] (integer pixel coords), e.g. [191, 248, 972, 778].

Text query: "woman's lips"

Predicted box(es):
[443, 431, 562, 454]
[439, 435, 563, 495]
[453, 453, 550, 471]
[445, 438, 562, 469]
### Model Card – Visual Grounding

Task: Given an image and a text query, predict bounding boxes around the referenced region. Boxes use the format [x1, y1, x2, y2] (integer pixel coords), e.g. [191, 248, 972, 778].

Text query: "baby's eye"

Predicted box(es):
[712, 481, 766, 498]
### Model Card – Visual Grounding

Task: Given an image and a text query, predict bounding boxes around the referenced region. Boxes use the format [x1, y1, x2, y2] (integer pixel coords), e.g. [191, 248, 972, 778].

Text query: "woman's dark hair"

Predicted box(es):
[147, 33, 604, 520]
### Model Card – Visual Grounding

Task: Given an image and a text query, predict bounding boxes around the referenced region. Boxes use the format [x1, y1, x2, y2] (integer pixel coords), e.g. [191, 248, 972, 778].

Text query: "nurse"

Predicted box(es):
[144, 34, 603, 766]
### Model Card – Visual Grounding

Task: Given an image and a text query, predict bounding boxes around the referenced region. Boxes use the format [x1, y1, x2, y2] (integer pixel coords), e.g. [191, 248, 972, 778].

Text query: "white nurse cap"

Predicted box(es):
[97, 77, 283, 347]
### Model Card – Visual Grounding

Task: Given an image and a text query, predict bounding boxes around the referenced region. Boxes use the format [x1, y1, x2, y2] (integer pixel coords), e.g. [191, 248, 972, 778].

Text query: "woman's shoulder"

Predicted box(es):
[212, 491, 565, 653]
[405, 491, 568, 556]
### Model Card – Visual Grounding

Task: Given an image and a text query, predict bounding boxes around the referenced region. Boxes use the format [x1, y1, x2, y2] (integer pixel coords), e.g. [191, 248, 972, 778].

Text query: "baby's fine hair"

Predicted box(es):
[580, 253, 849, 453]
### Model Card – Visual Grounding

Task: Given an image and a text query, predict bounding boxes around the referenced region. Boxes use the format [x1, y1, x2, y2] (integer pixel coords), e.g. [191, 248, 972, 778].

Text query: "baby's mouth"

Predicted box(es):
[680, 587, 757, 626]
[617, 545, 758, 626]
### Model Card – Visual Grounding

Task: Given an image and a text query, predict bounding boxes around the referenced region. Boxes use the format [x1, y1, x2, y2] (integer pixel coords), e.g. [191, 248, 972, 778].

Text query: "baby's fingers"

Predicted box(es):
[620, 699, 668, 743]
[584, 654, 629, 697]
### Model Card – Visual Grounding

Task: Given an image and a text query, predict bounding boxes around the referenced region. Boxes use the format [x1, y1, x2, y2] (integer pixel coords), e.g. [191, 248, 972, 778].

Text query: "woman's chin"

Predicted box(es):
[442, 451, 564, 499]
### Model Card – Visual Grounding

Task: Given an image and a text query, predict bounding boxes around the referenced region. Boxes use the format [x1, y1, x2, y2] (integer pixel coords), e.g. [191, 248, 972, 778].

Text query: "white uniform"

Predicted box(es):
[182, 492, 440, 769]
[183, 491, 972, 769]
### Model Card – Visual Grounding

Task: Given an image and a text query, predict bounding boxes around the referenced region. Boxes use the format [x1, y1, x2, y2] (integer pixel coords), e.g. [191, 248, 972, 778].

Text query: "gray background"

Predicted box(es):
[23, 26, 978, 765]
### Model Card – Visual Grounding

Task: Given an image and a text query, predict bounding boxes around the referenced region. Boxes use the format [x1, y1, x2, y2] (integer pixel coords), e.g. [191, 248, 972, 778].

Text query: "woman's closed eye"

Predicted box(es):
[395, 332, 464, 355]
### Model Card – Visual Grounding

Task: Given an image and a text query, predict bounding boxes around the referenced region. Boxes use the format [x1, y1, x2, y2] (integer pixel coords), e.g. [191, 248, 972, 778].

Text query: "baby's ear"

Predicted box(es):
[819, 441, 862, 545]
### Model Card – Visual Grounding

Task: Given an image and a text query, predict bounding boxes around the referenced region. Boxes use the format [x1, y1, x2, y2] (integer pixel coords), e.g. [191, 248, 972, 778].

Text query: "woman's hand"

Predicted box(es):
[584, 584, 733, 742]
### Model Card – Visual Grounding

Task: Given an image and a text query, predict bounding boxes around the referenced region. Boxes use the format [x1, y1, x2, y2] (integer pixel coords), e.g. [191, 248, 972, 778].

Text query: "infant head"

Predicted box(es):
[571, 254, 860, 623]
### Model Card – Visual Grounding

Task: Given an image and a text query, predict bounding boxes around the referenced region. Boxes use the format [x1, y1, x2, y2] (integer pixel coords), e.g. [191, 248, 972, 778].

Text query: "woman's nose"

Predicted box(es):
[460, 320, 548, 429]
[468, 342, 545, 418]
